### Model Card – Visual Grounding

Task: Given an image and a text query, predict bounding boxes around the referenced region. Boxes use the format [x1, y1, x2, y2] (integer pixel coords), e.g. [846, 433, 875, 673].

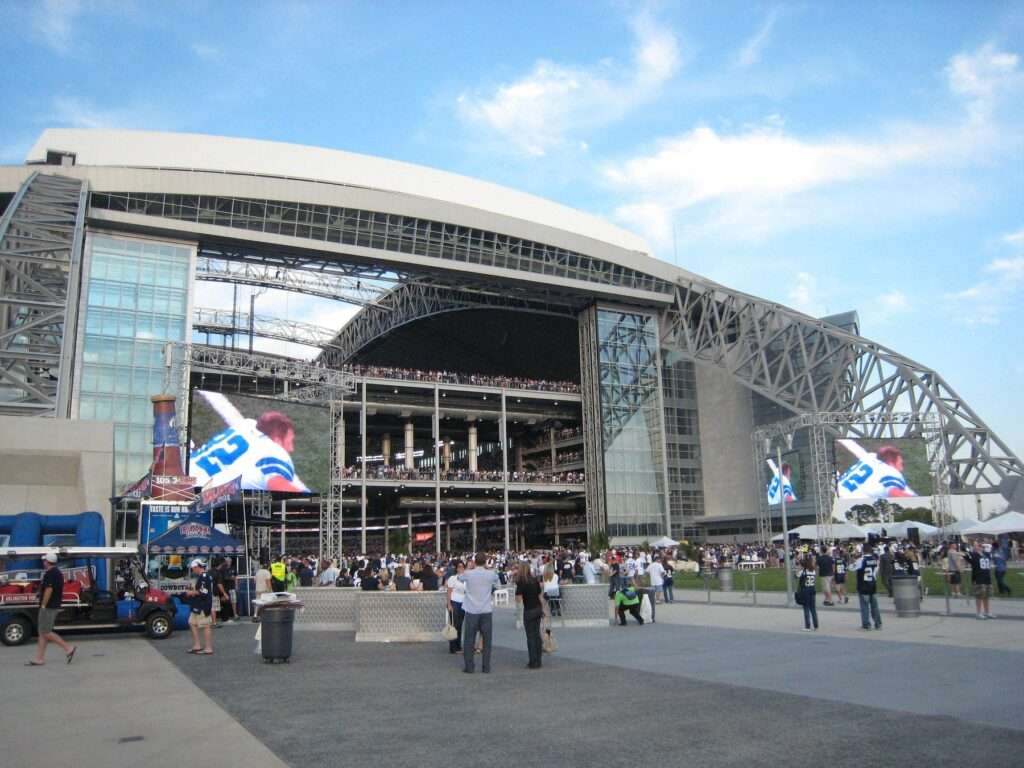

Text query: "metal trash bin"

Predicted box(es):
[892, 575, 921, 618]
[260, 603, 299, 663]
[717, 566, 734, 592]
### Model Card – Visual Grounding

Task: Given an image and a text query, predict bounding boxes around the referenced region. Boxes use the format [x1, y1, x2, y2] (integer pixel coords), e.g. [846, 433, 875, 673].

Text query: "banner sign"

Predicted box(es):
[194, 476, 242, 515]
[119, 473, 151, 500]
[150, 475, 197, 503]
[142, 501, 210, 542]
[414, 532, 435, 542]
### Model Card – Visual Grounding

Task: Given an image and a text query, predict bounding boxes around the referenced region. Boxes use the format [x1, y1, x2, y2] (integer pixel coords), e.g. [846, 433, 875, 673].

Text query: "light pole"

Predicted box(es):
[778, 444, 794, 607]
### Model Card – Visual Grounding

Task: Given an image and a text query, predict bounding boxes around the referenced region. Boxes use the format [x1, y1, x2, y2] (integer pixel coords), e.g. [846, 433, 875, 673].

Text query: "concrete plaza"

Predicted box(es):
[2, 601, 1022, 768]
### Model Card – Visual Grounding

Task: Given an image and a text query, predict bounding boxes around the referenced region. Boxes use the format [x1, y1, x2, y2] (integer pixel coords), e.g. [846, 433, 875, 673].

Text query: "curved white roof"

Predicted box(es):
[27, 129, 650, 256]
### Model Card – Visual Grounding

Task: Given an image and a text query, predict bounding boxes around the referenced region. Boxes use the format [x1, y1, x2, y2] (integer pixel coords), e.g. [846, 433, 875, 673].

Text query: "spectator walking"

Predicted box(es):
[446, 561, 466, 655]
[662, 558, 675, 603]
[994, 543, 1011, 596]
[946, 542, 965, 597]
[853, 543, 882, 631]
[648, 557, 666, 603]
[879, 545, 894, 598]
[515, 562, 546, 669]
[817, 546, 835, 606]
[459, 553, 500, 674]
[270, 556, 287, 592]
[797, 554, 819, 631]
[185, 559, 214, 655]
[27, 553, 76, 667]
[833, 553, 849, 604]
[966, 541, 995, 619]
[254, 561, 272, 598]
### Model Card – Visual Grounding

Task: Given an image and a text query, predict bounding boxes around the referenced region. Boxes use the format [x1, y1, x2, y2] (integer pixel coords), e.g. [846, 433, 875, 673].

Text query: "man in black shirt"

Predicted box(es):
[853, 543, 882, 631]
[185, 559, 214, 654]
[966, 541, 995, 620]
[28, 553, 76, 666]
[817, 546, 835, 606]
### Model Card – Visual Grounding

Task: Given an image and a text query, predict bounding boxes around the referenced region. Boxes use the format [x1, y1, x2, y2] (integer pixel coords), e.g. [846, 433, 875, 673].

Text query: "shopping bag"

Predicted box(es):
[639, 593, 653, 622]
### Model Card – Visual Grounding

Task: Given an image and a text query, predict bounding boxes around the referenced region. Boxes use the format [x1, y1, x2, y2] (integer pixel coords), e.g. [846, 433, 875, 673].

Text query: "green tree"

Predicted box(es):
[590, 529, 610, 552]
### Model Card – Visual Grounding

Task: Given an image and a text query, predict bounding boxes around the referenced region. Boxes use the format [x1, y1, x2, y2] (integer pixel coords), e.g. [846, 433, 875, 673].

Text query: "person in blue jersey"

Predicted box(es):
[833, 550, 849, 604]
[796, 554, 819, 631]
[192, 410, 309, 493]
[853, 542, 882, 631]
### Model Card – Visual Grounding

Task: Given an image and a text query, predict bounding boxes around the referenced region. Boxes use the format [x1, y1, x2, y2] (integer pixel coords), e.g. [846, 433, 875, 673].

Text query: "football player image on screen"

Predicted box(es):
[766, 458, 797, 505]
[836, 439, 915, 499]
[190, 391, 310, 493]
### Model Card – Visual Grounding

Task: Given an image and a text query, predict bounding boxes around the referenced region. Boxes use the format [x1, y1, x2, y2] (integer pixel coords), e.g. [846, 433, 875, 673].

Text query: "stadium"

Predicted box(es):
[0, 129, 1021, 557]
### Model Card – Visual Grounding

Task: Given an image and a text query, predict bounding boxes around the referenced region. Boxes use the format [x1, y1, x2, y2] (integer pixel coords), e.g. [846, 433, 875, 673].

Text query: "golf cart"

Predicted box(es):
[0, 546, 176, 646]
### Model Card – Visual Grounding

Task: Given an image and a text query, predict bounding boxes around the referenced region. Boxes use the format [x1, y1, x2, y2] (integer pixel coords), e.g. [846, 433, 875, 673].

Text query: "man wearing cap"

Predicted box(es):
[28, 553, 76, 666]
[184, 559, 214, 654]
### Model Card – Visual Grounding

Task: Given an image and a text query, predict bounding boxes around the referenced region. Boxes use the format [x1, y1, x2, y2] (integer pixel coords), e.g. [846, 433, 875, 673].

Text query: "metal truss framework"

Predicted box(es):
[752, 412, 949, 545]
[663, 279, 1023, 497]
[192, 306, 341, 351]
[319, 398, 346, 561]
[0, 173, 88, 416]
[195, 255, 389, 307]
[318, 282, 582, 368]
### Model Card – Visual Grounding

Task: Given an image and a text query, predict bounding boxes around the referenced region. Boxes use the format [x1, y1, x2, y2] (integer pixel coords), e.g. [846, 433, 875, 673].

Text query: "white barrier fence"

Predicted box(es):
[293, 583, 611, 641]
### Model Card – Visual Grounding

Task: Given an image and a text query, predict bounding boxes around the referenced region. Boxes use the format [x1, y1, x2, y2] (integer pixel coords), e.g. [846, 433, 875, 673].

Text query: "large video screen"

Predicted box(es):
[765, 451, 801, 506]
[188, 390, 328, 494]
[834, 438, 933, 500]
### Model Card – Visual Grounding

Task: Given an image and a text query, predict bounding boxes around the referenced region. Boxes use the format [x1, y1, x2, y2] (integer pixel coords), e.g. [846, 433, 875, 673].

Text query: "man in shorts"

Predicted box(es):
[817, 545, 835, 606]
[185, 559, 214, 654]
[28, 553, 76, 666]
[946, 542, 964, 597]
[833, 551, 849, 604]
[966, 541, 995, 620]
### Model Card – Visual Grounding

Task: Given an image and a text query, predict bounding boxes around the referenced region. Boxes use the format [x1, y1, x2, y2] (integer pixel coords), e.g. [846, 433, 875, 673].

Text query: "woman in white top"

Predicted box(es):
[542, 563, 561, 617]
[647, 558, 665, 603]
[446, 561, 467, 654]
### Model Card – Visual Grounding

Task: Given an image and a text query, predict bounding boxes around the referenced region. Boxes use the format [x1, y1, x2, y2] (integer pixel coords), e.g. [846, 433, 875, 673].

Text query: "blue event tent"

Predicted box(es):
[144, 515, 243, 556]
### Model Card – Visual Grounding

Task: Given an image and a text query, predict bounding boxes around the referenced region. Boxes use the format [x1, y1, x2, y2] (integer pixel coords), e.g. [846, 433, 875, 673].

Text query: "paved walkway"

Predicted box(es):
[0, 633, 287, 768]
[2, 605, 1021, 768]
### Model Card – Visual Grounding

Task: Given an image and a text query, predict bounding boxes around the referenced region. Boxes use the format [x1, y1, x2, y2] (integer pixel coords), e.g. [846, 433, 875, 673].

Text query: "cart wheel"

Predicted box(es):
[2, 616, 31, 646]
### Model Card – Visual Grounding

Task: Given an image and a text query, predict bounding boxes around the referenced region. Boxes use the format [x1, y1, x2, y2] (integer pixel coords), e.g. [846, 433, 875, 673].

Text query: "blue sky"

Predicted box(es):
[2, 1, 1022, 462]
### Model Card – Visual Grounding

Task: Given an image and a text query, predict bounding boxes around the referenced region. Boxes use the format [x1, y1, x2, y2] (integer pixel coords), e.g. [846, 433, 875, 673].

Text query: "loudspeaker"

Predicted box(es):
[867, 532, 880, 545]
[907, 527, 920, 545]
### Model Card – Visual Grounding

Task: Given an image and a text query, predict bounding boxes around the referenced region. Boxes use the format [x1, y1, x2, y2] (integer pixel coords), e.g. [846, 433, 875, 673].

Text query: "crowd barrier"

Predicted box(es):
[293, 588, 447, 641]
[513, 584, 610, 628]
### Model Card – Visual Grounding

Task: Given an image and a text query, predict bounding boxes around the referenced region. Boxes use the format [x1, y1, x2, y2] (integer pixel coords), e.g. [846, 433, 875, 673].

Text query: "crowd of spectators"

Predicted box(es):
[346, 364, 579, 393]
[340, 465, 584, 485]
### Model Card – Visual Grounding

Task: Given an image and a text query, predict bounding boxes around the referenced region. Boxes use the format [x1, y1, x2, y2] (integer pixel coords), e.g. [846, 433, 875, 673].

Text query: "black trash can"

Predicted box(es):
[261, 605, 297, 663]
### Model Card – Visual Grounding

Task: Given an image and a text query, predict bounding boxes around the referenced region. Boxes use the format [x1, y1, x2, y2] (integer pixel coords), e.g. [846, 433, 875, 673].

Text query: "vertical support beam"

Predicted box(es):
[407, 509, 413, 555]
[434, 385, 441, 555]
[501, 392, 510, 551]
[550, 427, 557, 470]
[554, 511, 560, 546]
[468, 421, 478, 472]
[384, 512, 389, 555]
[382, 433, 391, 466]
[280, 499, 287, 556]
[404, 421, 415, 469]
[446, 520, 451, 551]
[472, 510, 478, 551]
[360, 382, 367, 555]
[443, 437, 451, 474]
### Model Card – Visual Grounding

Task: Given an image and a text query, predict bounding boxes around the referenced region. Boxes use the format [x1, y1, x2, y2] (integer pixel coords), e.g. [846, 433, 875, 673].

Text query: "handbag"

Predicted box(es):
[542, 626, 558, 653]
[441, 605, 458, 640]
[794, 590, 805, 606]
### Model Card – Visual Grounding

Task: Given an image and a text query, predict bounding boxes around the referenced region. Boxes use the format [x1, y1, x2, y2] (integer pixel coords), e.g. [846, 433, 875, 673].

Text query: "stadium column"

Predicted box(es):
[554, 512, 560, 546]
[468, 422, 478, 472]
[407, 509, 413, 555]
[382, 433, 391, 467]
[550, 428, 556, 470]
[472, 511, 477, 551]
[501, 392, 510, 551]
[434, 385, 441, 555]
[360, 382, 367, 555]
[404, 422, 415, 469]
[443, 438, 451, 473]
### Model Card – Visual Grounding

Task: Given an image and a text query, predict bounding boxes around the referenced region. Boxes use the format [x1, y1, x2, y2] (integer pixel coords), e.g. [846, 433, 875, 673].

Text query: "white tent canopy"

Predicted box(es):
[651, 536, 679, 548]
[941, 517, 979, 534]
[860, 521, 939, 540]
[772, 523, 867, 542]
[962, 511, 1024, 536]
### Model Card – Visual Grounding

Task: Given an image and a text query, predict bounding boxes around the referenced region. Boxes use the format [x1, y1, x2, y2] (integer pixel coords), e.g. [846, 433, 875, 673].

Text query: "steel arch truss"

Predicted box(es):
[195, 255, 390, 308]
[318, 282, 581, 368]
[0, 173, 88, 417]
[192, 307, 342, 351]
[663, 279, 1023, 494]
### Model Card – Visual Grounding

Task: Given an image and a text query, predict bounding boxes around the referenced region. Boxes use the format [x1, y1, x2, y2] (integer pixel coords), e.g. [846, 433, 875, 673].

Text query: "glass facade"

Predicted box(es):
[76, 234, 194, 489]
[595, 309, 668, 538]
[90, 191, 674, 295]
[662, 359, 704, 539]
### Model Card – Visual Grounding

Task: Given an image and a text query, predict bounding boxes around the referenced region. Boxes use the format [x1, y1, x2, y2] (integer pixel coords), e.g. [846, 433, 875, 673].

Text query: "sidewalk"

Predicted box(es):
[0, 633, 287, 768]
[670, 585, 1024, 620]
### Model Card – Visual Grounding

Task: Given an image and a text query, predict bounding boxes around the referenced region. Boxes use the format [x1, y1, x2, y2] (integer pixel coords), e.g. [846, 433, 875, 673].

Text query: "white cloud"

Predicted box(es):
[946, 239, 1024, 325]
[605, 43, 1023, 252]
[191, 43, 224, 63]
[51, 96, 178, 131]
[1002, 227, 1024, 246]
[787, 271, 825, 316]
[457, 12, 680, 156]
[872, 289, 913, 323]
[734, 7, 782, 69]
[33, 0, 83, 53]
